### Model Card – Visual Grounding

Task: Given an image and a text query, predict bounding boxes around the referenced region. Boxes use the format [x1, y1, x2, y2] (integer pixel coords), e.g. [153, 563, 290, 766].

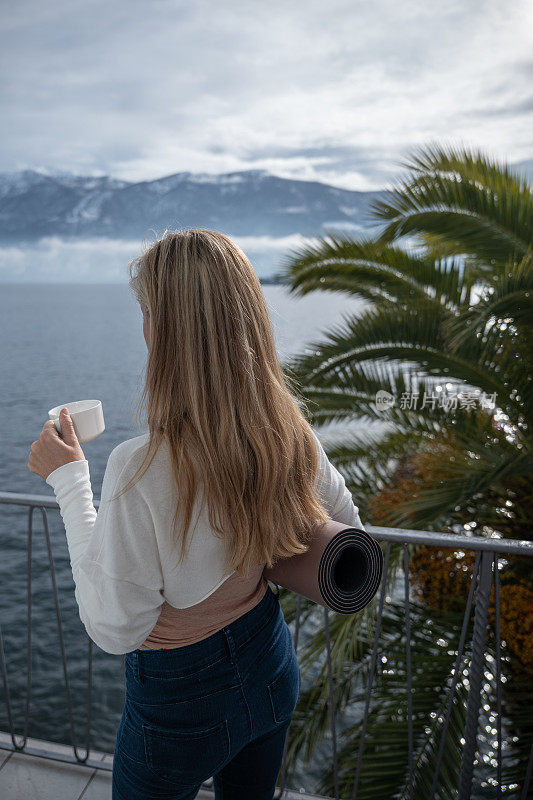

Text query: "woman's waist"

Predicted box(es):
[139, 569, 269, 650]
[131, 579, 281, 674]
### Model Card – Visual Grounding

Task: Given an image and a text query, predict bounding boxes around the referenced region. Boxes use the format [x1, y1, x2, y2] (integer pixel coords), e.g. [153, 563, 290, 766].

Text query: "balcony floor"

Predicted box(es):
[0, 730, 326, 800]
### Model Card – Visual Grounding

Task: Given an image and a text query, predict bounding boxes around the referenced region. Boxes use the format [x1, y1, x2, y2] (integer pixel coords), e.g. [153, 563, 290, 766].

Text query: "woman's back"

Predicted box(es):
[114, 431, 245, 610]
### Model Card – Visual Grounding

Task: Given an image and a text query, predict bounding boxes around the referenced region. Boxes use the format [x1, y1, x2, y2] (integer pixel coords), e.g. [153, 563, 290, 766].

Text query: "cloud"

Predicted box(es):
[0, 233, 323, 282]
[463, 94, 533, 119]
[0, 0, 532, 190]
[0, 237, 140, 282]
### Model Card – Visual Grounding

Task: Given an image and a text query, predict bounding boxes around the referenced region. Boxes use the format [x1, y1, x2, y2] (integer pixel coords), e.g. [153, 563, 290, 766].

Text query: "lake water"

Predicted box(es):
[0, 282, 383, 794]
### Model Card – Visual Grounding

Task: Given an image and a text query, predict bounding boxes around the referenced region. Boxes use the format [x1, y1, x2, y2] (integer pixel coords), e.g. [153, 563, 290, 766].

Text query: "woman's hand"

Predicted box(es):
[28, 407, 86, 481]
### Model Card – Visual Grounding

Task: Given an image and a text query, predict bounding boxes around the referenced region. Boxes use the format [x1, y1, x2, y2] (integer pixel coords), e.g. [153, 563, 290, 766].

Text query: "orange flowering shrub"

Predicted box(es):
[363, 436, 533, 674]
[366, 442, 460, 529]
[409, 546, 533, 674]
[491, 581, 533, 675]
[366, 454, 424, 527]
[409, 546, 477, 611]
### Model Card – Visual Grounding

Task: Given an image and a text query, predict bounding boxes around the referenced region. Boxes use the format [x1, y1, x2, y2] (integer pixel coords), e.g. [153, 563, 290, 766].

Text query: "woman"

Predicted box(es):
[28, 228, 365, 800]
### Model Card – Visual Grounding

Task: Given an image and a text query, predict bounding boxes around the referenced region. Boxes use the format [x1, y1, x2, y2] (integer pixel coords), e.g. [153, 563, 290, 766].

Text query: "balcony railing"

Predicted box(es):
[0, 489, 532, 800]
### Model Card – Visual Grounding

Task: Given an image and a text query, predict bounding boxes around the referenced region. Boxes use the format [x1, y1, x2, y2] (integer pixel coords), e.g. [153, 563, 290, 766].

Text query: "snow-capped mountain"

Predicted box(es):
[0, 168, 389, 242]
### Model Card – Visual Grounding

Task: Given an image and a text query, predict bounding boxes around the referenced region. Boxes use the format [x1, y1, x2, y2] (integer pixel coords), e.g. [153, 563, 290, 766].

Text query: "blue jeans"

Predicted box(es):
[112, 584, 301, 799]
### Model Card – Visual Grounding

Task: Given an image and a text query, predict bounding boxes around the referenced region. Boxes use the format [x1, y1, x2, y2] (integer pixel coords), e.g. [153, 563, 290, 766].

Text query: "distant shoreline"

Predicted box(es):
[259, 273, 287, 285]
[0, 276, 291, 286]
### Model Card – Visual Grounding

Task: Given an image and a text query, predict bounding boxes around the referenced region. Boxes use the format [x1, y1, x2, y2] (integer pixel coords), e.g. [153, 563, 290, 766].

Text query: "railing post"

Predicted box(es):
[458, 549, 493, 800]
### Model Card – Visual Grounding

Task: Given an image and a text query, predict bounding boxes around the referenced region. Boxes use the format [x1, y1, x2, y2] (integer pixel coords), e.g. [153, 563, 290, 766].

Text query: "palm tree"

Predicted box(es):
[277, 143, 533, 798]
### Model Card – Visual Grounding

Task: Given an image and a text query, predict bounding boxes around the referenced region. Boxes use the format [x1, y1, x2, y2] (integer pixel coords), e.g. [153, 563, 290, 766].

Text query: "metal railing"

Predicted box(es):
[0, 489, 532, 799]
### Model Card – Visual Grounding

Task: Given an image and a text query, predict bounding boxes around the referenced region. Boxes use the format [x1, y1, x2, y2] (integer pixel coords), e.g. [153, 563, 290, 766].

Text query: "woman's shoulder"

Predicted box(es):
[105, 433, 168, 504]
[107, 433, 158, 488]
[107, 432, 151, 477]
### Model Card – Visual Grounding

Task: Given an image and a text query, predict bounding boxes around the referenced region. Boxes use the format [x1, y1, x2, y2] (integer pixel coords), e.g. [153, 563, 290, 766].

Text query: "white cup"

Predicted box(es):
[48, 400, 105, 444]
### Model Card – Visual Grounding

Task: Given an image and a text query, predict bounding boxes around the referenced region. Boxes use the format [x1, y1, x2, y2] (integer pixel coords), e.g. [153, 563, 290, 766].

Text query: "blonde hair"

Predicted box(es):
[112, 228, 330, 578]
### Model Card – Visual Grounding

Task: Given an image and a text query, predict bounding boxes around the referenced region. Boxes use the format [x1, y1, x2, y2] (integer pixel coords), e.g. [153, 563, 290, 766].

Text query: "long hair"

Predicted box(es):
[111, 228, 331, 578]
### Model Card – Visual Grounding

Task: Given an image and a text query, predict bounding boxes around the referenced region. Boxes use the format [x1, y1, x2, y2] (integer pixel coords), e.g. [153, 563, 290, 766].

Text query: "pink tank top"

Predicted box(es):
[139, 562, 269, 650]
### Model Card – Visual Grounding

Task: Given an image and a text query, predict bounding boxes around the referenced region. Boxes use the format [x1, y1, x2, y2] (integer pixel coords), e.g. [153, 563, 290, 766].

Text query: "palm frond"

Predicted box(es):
[283, 304, 508, 403]
[367, 142, 533, 267]
[277, 232, 473, 311]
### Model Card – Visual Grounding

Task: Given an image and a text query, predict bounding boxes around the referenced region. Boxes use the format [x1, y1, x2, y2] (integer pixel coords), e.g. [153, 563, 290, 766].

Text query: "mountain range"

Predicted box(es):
[1, 161, 530, 281]
[0, 168, 392, 243]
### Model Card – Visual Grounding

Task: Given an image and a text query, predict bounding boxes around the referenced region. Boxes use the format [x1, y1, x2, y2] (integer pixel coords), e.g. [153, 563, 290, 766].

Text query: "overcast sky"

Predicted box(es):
[1, 0, 532, 191]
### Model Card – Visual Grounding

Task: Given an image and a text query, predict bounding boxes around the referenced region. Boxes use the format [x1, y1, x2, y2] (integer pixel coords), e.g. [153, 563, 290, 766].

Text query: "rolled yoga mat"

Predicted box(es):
[263, 518, 383, 614]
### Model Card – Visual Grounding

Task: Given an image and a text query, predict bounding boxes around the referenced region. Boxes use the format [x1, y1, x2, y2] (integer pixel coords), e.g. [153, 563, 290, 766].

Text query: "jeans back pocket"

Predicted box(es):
[143, 718, 230, 785]
[267, 650, 301, 725]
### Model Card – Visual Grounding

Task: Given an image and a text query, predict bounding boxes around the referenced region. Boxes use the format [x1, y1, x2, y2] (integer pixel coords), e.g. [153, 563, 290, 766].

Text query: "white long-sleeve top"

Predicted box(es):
[45, 430, 364, 655]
